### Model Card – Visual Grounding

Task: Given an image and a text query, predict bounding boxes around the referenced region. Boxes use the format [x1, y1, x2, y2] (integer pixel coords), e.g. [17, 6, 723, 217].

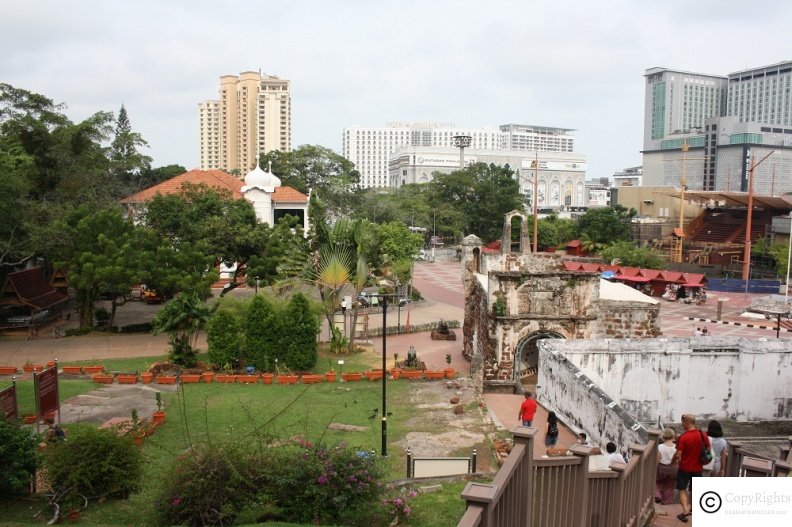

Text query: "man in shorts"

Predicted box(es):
[518, 391, 538, 427]
[672, 413, 710, 523]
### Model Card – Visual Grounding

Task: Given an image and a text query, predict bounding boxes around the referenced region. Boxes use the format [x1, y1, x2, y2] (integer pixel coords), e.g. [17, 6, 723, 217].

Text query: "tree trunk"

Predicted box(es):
[77, 289, 96, 329]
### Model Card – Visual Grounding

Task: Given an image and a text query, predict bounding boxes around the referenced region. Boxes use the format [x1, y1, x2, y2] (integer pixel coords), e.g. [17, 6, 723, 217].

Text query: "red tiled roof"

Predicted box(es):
[566, 239, 581, 248]
[121, 170, 244, 203]
[562, 261, 582, 271]
[1, 268, 68, 310]
[561, 261, 707, 285]
[272, 186, 308, 203]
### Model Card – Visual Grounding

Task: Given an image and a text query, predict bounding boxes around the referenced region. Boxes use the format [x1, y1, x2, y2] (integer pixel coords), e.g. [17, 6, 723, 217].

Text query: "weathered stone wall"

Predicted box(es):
[593, 300, 661, 339]
[538, 340, 648, 450]
[541, 337, 792, 422]
[463, 273, 495, 391]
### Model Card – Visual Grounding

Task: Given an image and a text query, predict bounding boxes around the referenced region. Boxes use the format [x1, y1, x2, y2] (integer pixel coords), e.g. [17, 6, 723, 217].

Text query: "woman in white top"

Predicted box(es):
[704, 420, 728, 476]
[655, 428, 677, 505]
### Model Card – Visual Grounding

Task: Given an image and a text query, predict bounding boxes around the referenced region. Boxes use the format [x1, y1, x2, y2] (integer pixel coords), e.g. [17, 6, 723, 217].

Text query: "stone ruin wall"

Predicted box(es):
[595, 300, 661, 339]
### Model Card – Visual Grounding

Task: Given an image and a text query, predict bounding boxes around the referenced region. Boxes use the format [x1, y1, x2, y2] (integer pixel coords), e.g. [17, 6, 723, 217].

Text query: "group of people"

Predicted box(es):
[655, 415, 728, 523]
[693, 327, 711, 337]
[662, 284, 707, 305]
[520, 394, 729, 523]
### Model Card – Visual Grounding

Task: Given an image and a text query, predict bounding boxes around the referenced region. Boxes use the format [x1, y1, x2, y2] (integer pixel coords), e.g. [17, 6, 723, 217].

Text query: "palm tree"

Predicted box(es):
[152, 293, 213, 367]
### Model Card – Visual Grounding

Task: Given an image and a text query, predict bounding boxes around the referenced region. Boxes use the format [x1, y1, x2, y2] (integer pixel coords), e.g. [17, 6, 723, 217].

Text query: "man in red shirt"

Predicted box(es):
[518, 391, 538, 427]
[672, 413, 711, 523]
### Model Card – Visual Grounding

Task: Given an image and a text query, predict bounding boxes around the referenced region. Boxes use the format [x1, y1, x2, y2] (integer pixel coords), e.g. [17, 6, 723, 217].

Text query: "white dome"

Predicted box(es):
[243, 162, 281, 190]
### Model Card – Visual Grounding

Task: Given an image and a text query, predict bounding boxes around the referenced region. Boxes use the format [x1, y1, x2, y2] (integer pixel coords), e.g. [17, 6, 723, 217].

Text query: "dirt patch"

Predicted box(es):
[59, 384, 175, 425]
[395, 377, 495, 471]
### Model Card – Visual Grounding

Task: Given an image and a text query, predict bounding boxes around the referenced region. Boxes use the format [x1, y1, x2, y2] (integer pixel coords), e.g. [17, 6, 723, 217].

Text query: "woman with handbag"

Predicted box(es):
[704, 420, 728, 476]
[654, 428, 677, 504]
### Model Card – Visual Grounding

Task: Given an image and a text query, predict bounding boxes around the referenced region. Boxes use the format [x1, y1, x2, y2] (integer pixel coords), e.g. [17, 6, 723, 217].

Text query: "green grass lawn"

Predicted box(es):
[0, 378, 96, 417]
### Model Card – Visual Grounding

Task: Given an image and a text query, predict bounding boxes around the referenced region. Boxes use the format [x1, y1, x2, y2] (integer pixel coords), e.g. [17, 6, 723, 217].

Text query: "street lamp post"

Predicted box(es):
[786, 211, 792, 303]
[362, 292, 402, 456]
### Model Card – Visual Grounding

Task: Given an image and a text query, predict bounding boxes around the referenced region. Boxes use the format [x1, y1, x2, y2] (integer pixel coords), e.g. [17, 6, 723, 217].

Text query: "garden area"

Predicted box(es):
[0, 344, 489, 526]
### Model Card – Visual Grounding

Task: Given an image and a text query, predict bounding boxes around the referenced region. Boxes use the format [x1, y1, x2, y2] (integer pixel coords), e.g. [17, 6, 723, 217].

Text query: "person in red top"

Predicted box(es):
[672, 413, 711, 523]
[518, 391, 538, 427]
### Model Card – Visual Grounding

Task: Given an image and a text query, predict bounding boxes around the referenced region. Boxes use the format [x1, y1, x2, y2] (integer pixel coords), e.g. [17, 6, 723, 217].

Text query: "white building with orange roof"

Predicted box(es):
[121, 166, 308, 231]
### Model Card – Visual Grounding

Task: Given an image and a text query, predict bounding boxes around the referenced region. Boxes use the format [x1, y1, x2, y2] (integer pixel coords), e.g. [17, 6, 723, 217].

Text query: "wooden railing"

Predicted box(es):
[727, 437, 792, 477]
[459, 428, 659, 527]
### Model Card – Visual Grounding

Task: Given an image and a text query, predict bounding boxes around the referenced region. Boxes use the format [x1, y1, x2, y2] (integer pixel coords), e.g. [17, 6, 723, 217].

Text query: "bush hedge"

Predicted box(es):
[0, 418, 40, 497]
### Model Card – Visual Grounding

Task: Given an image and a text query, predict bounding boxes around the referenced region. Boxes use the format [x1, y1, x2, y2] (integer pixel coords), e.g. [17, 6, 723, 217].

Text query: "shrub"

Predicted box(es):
[268, 441, 385, 526]
[0, 418, 40, 497]
[244, 295, 278, 370]
[43, 427, 142, 500]
[154, 442, 267, 527]
[64, 327, 91, 337]
[116, 322, 153, 333]
[94, 306, 110, 325]
[207, 309, 240, 367]
[280, 293, 318, 370]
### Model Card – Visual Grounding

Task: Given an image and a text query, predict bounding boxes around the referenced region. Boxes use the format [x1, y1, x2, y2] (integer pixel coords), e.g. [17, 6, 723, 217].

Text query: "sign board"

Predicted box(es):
[521, 159, 587, 172]
[415, 155, 477, 167]
[412, 457, 472, 478]
[35, 367, 59, 423]
[0, 385, 17, 420]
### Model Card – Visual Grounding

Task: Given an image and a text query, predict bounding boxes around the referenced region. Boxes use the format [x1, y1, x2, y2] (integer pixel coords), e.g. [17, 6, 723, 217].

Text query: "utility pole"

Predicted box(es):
[533, 152, 539, 253]
[742, 149, 775, 280]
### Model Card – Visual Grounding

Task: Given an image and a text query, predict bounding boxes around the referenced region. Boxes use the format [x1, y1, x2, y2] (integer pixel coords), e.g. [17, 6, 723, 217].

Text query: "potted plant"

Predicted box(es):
[238, 369, 260, 384]
[130, 409, 145, 446]
[215, 363, 238, 383]
[83, 365, 104, 375]
[23, 362, 44, 373]
[201, 370, 215, 383]
[141, 371, 154, 384]
[424, 369, 446, 380]
[390, 353, 402, 379]
[0, 366, 18, 375]
[61, 365, 82, 375]
[117, 372, 139, 384]
[23, 414, 37, 424]
[324, 359, 337, 383]
[364, 370, 383, 381]
[152, 392, 166, 425]
[275, 362, 298, 384]
[444, 353, 455, 379]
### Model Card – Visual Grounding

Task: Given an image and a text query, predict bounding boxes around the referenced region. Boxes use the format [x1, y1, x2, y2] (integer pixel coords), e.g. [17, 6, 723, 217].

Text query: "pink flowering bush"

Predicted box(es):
[383, 488, 418, 523]
[269, 439, 385, 525]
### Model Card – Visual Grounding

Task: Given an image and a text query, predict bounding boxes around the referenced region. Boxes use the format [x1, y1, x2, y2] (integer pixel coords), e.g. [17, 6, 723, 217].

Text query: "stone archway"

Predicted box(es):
[514, 331, 565, 384]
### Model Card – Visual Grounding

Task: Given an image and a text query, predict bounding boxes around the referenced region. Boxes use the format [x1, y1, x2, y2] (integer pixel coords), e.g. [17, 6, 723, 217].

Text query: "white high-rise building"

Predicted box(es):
[342, 122, 575, 188]
[199, 71, 291, 172]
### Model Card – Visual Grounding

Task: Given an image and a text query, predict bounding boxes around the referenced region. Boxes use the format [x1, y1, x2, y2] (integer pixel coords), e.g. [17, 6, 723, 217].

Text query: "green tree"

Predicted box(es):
[152, 293, 213, 367]
[577, 205, 636, 246]
[244, 295, 278, 370]
[281, 293, 319, 370]
[207, 309, 241, 367]
[599, 241, 667, 269]
[0, 418, 39, 497]
[135, 163, 185, 191]
[110, 105, 152, 196]
[427, 163, 523, 241]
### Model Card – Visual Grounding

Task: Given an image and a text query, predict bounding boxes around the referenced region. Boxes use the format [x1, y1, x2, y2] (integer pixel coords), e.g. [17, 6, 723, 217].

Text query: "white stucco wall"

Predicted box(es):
[542, 337, 792, 423]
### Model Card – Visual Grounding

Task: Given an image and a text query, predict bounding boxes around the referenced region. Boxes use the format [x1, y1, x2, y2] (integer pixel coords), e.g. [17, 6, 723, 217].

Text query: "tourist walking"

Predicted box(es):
[518, 391, 538, 427]
[545, 411, 559, 449]
[672, 414, 711, 522]
[654, 428, 677, 505]
[704, 420, 728, 476]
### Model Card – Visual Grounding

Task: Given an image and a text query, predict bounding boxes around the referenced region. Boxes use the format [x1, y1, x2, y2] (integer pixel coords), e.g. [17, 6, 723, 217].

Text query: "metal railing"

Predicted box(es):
[459, 428, 659, 527]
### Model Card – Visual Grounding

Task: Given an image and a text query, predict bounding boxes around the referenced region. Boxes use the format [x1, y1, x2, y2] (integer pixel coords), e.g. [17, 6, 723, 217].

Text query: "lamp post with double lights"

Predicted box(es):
[360, 292, 403, 456]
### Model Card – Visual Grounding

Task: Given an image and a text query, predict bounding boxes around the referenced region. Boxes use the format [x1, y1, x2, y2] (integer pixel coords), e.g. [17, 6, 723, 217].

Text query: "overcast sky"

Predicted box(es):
[3, 1, 791, 179]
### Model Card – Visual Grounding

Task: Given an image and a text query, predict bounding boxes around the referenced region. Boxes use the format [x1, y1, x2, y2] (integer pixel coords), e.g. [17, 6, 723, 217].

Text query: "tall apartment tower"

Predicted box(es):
[199, 71, 291, 172]
[643, 67, 727, 151]
[726, 61, 792, 126]
[500, 124, 575, 152]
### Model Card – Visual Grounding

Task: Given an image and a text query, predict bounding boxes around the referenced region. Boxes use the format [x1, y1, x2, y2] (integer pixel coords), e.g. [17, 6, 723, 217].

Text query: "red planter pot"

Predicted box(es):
[390, 368, 403, 380]
[23, 415, 37, 424]
[152, 411, 166, 425]
[444, 368, 455, 379]
[141, 372, 154, 384]
[341, 372, 363, 382]
[276, 375, 299, 385]
[117, 374, 139, 384]
[301, 374, 323, 384]
[181, 374, 201, 384]
[261, 373, 274, 385]
[92, 374, 114, 384]
[46, 361, 57, 369]
[402, 370, 423, 380]
[424, 370, 446, 380]
[364, 370, 383, 381]
[0, 366, 18, 375]
[324, 372, 337, 383]
[156, 375, 178, 385]
[61, 366, 83, 375]
[215, 374, 238, 383]
[238, 374, 260, 384]
[23, 364, 44, 373]
[201, 372, 215, 383]
[83, 365, 104, 375]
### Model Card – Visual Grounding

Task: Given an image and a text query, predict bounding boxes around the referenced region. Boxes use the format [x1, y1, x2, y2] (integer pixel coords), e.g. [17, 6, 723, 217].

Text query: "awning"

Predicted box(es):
[617, 276, 651, 283]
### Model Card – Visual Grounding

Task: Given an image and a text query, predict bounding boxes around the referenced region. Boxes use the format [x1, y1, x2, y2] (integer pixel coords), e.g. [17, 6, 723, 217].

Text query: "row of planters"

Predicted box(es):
[79, 367, 457, 385]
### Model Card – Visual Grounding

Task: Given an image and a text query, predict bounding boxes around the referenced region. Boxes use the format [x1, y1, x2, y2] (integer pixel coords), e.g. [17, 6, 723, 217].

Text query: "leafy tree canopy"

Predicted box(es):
[598, 240, 667, 269]
[577, 205, 636, 246]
